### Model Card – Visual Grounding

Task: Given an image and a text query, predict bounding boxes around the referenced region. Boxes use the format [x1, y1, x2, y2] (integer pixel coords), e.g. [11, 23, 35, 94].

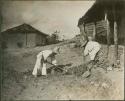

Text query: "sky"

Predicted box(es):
[1, 0, 95, 39]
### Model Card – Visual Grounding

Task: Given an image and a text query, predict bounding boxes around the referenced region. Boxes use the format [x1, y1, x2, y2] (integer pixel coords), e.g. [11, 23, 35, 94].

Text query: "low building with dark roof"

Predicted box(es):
[1, 23, 48, 49]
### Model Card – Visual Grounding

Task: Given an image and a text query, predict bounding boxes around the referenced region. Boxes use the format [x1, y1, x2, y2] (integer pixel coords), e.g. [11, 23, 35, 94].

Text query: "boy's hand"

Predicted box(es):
[52, 60, 57, 66]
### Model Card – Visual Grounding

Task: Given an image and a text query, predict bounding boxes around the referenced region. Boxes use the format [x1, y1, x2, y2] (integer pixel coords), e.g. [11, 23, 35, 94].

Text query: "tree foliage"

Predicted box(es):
[47, 30, 60, 44]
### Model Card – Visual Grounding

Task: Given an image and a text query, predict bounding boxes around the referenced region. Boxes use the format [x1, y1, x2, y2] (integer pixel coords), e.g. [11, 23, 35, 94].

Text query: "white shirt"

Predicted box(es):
[37, 50, 57, 65]
[37, 50, 53, 60]
[32, 49, 58, 76]
[84, 41, 101, 60]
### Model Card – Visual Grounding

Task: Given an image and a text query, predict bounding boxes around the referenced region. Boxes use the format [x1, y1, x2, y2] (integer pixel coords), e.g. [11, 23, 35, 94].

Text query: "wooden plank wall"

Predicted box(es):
[85, 20, 107, 43]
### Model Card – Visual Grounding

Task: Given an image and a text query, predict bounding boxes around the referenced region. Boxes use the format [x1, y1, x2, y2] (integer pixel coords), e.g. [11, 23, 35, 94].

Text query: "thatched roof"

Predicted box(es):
[1, 23, 48, 36]
[78, 0, 125, 26]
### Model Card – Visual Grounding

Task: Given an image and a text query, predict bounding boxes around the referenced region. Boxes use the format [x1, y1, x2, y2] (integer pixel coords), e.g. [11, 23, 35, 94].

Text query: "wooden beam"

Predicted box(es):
[106, 16, 110, 45]
[0, 1, 4, 94]
[107, 20, 110, 45]
[114, 21, 118, 61]
[105, 12, 111, 59]
[104, 11, 107, 21]
[113, 3, 118, 63]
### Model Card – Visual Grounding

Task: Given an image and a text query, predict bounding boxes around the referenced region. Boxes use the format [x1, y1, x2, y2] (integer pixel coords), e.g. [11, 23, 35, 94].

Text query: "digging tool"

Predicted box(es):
[46, 61, 67, 72]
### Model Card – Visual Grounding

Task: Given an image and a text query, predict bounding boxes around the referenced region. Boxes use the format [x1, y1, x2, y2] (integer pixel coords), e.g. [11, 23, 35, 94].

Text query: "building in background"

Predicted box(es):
[78, 0, 125, 66]
[1, 23, 48, 49]
[78, 0, 125, 45]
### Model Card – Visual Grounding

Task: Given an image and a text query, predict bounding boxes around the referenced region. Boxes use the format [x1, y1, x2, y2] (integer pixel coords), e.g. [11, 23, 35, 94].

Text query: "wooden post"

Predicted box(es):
[93, 22, 96, 41]
[106, 18, 110, 45]
[105, 12, 107, 21]
[105, 12, 110, 59]
[114, 21, 118, 61]
[113, 3, 118, 63]
[0, 1, 4, 96]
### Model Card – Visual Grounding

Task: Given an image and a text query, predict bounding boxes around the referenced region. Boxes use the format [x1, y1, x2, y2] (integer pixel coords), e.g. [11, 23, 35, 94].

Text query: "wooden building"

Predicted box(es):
[78, 0, 125, 63]
[1, 23, 48, 49]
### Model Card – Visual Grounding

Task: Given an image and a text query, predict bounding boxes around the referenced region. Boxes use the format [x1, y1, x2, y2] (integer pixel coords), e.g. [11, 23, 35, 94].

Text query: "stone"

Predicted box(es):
[107, 66, 113, 71]
[101, 82, 109, 88]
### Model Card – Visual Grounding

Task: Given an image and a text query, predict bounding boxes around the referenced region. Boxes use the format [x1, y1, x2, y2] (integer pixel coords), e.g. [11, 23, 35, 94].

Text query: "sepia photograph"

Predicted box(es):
[0, 0, 125, 100]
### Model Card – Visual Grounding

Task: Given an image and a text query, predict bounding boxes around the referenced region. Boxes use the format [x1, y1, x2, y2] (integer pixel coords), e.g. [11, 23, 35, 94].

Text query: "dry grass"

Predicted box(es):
[2, 42, 124, 100]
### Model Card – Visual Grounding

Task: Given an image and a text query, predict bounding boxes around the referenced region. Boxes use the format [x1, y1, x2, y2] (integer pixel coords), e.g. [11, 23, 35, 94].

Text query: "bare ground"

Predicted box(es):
[1, 43, 124, 100]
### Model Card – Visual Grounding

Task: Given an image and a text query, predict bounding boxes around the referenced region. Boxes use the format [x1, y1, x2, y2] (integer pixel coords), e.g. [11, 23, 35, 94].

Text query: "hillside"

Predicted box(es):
[1, 40, 124, 100]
